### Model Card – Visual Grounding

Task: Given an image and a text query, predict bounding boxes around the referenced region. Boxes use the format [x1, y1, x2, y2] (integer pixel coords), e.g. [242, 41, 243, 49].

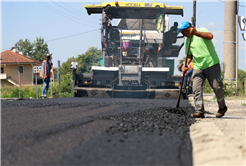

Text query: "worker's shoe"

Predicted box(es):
[191, 112, 205, 118]
[216, 106, 227, 118]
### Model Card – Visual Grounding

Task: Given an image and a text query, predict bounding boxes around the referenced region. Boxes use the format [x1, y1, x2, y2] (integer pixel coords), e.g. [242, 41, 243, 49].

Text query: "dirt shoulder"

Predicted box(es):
[189, 94, 246, 165]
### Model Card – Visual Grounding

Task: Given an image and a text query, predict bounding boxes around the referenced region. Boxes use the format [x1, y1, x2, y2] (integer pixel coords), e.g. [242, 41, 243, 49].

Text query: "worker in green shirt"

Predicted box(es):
[178, 21, 227, 118]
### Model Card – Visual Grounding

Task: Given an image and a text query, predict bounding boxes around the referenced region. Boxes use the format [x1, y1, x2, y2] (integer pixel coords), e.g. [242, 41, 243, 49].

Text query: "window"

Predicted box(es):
[0, 67, 4, 73]
[19, 66, 24, 73]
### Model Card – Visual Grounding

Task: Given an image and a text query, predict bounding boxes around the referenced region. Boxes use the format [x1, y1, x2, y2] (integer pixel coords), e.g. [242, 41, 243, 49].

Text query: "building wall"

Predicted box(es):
[1, 64, 35, 85]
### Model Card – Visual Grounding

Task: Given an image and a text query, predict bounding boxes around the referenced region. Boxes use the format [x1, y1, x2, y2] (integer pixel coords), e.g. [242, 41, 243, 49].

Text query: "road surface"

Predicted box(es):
[1, 97, 195, 166]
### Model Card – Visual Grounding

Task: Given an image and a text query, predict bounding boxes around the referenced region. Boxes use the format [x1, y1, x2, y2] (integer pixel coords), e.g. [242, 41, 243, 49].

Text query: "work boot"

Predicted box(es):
[216, 106, 227, 118]
[191, 112, 205, 118]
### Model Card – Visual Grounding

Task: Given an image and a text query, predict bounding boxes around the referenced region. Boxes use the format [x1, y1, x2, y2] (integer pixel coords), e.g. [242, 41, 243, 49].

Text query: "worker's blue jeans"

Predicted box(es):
[183, 68, 193, 89]
[42, 77, 50, 96]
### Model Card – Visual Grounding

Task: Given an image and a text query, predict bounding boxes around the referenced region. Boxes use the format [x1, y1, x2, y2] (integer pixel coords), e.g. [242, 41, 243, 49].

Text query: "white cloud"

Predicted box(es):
[200, 22, 220, 29]
[211, 30, 223, 45]
[208, 23, 215, 27]
[212, 39, 218, 44]
[211, 30, 224, 38]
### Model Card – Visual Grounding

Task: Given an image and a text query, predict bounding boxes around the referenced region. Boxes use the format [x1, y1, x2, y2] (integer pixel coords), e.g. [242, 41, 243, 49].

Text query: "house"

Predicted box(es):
[0, 49, 42, 86]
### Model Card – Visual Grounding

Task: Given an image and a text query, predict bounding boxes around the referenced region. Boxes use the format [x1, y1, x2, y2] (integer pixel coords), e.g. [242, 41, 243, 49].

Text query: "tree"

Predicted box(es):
[16, 39, 33, 58]
[60, 57, 77, 76]
[238, 69, 246, 82]
[16, 37, 51, 62]
[32, 37, 51, 62]
[76, 47, 102, 74]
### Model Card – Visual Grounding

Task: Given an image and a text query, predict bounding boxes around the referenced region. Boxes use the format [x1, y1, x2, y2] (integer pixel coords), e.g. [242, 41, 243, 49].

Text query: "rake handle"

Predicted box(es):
[176, 34, 193, 107]
[52, 66, 55, 92]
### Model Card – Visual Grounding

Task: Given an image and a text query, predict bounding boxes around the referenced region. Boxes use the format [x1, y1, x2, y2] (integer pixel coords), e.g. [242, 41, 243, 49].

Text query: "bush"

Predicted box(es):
[10, 87, 23, 98]
[55, 73, 73, 98]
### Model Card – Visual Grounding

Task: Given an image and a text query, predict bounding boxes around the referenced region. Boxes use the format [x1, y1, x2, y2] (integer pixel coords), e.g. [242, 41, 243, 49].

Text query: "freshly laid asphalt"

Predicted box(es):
[1, 97, 196, 165]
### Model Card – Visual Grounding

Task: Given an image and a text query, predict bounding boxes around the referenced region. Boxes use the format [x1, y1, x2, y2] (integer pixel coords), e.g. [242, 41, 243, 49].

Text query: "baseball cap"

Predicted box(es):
[177, 21, 192, 33]
[46, 54, 50, 57]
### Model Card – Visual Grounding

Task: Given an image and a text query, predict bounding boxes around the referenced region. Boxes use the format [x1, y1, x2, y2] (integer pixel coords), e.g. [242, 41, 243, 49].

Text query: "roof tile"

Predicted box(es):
[0, 50, 42, 64]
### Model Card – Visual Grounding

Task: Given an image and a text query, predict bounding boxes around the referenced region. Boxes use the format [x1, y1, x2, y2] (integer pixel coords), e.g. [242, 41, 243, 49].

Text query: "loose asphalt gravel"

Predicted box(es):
[1, 97, 196, 166]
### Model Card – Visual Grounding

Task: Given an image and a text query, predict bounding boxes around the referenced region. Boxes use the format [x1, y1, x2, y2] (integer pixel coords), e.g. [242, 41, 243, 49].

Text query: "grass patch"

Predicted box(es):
[1, 84, 73, 99]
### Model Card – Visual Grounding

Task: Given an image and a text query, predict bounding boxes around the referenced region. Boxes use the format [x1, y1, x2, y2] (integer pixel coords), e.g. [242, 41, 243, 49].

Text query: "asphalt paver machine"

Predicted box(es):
[72, 1, 188, 98]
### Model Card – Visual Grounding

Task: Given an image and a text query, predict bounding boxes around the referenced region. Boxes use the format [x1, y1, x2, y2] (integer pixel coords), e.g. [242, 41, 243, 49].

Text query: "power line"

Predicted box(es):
[218, 0, 246, 8]
[46, 29, 99, 42]
[2, 30, 99, 51]
[50, 0, 98, 23]
[58, 0, 99, 18]
[38, 0, 98, 28]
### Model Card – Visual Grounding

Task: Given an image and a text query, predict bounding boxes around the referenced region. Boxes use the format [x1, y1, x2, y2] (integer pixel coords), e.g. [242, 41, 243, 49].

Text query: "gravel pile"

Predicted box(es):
[95, 106, 195, 140]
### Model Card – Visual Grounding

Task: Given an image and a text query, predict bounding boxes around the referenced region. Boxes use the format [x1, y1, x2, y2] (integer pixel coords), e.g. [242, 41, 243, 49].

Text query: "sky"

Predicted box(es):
[1, 0, 246, 75]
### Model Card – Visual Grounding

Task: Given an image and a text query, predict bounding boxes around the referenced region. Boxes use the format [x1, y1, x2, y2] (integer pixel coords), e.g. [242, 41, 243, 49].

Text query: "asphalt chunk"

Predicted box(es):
[94, 106, 195, 137]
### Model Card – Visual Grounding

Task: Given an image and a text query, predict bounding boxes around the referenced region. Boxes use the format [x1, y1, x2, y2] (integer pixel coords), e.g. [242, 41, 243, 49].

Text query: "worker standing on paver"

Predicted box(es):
[40, 54, 52, 99]
[178, 21, 227, 118]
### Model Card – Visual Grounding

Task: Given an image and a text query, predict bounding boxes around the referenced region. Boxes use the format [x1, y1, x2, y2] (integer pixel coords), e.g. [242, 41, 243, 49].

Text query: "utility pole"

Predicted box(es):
[223, 0, 237, 81]
[18, 63, 21, 98]
[192, 0, 196, 27]
[57, 60, 60, 85]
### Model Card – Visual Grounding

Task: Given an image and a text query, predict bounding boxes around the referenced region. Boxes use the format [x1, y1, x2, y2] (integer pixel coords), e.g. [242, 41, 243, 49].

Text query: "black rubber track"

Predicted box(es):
[1, 98, 196, 166]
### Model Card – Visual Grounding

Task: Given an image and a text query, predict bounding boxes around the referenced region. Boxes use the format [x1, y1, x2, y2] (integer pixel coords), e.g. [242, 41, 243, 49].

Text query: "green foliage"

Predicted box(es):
[201, 63, 246, 97]
[223, 80, 237, 96]
[1, 86, 42, 99]
[32, 37, 51, 62]
[77, 47, 102, 74]
[56, 73, 73, 97]
[60, 57, 76, 76]
[16, 39, 33, 57]
[238, 69, 246, 82]
[55, 47, 102, 97]
[10, 87, 22, 98]
[16, 37, 52, 62]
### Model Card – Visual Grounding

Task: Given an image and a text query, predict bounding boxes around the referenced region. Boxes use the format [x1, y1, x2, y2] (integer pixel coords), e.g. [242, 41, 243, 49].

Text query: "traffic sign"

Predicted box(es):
[33, 66, 41, 74]
[238, 16, 246, 31]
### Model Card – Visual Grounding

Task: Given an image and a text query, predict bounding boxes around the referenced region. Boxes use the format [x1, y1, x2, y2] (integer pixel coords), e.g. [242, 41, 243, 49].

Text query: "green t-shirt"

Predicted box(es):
[185, 27, 220, 70]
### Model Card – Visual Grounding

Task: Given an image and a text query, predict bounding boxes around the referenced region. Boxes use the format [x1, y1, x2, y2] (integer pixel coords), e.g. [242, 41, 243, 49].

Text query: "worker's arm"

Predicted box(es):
[185, 54, 193, 67]
[182, 54, 193, 74]
[188, 27, 213, 40]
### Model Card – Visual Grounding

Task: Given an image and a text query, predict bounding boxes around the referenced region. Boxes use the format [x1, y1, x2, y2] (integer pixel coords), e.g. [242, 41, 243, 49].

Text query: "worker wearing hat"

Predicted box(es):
[40, 54, 53, 99]
[178, 21, 227, 118]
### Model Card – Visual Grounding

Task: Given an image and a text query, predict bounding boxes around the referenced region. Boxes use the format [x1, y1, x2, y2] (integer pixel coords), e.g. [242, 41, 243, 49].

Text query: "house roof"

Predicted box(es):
[0, 50, 42, 64]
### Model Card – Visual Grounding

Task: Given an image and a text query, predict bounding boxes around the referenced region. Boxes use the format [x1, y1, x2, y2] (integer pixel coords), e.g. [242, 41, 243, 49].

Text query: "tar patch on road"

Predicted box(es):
[59, 106, 196, 166]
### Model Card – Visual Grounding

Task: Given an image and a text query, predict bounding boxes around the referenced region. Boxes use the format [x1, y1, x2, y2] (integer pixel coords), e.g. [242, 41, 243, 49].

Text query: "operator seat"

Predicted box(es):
[108, 26, 120, 48]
